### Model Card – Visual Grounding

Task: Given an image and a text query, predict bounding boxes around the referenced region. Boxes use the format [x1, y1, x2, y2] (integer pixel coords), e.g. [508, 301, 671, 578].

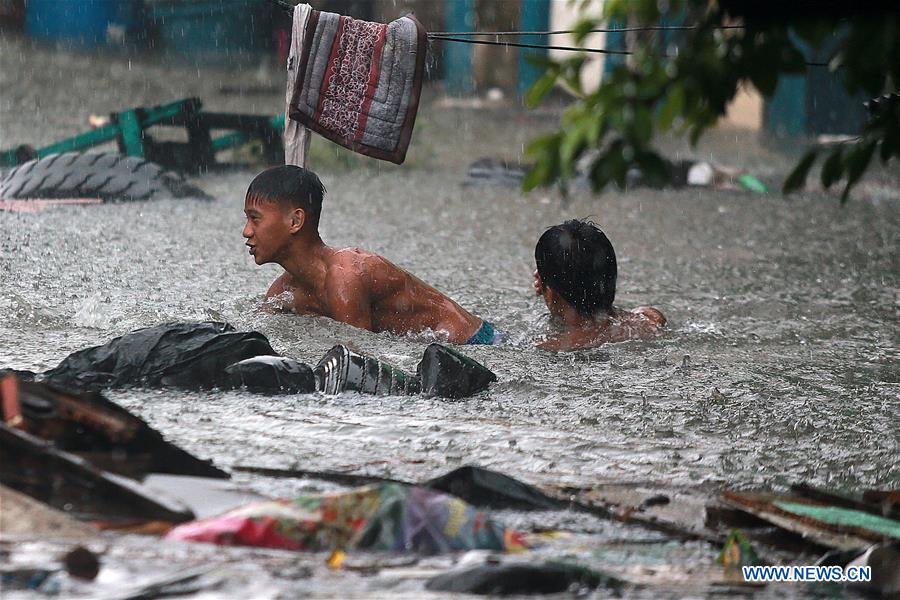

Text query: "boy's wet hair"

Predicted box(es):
[246, 165, 326, 225]
[535, 220, 617, 316]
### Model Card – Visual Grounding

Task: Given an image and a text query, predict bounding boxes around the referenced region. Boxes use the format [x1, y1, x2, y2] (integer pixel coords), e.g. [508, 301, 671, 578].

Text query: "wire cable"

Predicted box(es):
[267, 0, 830, 66]
[431, 25, 746, 36]
[428, 35, 635, 56]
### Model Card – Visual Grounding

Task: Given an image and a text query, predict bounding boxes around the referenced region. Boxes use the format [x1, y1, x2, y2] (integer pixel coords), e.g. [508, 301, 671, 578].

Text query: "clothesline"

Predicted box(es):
[265, 0, 829, 66]
[268, 0, 744, 36]
[428, 35, 635, 56]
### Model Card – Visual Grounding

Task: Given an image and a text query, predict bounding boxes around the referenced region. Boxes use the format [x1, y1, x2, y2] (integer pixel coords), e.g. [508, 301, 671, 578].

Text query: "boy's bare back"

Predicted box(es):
[536, 307, 666, 351]
[265, 247, 482, 343]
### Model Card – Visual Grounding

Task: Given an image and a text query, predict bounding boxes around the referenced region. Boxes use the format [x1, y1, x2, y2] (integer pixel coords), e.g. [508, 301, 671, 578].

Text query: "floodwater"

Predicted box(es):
[1, 34, 898, 597]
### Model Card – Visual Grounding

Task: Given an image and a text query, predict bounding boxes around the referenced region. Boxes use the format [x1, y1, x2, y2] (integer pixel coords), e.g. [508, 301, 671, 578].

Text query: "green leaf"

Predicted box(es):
[525, 70, 560, 108]
[783, 149, 818, 194]
[524, 133, 559, 160]
[820, 148, 844, 188]
[522, 161, 550, 192]
[587, 111, 607, 146]
[560, 127, 587, 176]
[689, 122, 708, 147]
[632, 106, 654, 144]
[748, 64, 778, 97]
[572, 17, 600, 45]
[523, 134, 561, 191]
[560, 58, 587, 97]
[658, 85, 685, 131]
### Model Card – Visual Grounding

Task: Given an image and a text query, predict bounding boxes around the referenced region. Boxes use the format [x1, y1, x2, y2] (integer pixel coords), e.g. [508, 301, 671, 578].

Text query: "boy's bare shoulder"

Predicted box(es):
[265, 271, 294, 298]
[323, 248, 378, 295]
[327, 248, 403, 283]
[263, 272, 297, 313]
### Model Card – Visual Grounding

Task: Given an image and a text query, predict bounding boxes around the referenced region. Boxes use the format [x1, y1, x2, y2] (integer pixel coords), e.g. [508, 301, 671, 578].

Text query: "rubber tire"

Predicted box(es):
[0, 152, 209, 202]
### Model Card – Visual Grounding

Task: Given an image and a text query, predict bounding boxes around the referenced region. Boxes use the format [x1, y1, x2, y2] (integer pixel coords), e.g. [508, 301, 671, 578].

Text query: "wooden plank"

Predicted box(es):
[0, 423, 194, 523]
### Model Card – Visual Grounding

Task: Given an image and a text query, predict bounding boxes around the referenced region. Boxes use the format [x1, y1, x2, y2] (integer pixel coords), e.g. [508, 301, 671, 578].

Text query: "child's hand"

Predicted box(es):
[533, 270, 543, 296]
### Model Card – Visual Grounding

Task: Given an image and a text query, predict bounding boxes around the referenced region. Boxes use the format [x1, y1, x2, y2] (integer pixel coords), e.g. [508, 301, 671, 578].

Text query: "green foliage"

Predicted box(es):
[525, 1, 900, 202]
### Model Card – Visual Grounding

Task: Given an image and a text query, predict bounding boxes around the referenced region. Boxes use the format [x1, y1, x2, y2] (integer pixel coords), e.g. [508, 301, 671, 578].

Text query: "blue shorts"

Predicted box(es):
[465, 320, 502, 345]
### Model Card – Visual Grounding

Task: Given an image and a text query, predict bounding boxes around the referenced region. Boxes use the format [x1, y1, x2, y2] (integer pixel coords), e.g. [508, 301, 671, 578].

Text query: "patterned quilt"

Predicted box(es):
[288, 9, 426, 165]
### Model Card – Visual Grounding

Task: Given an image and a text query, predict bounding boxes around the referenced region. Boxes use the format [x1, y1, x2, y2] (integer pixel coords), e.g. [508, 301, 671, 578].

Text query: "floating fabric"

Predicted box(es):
[288, 8, 426, 164]
[167, 483, 529, 554]
[717, 529, 760, 569]
[42, 322, 275, 391]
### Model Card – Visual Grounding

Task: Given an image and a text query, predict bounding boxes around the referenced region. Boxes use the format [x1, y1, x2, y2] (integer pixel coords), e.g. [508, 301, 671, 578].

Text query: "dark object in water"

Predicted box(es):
[417, 343, 497, 398]
[314, 345, 421, 395]
[864, 490, 900, 520]
[62, 546, 100, 581]
[313, 344, 496, 398]
[0, 152, 208, 203]
[817, 542, 900, 597]
[104, 566, 216, 600]
[37, 323, 495, 398]
[425, 466, 563, 511]
[425, 561, 615, 595]
[464, 158, 529, 187]
[0, 373, 226, 479]
[42, 322, 275, 391]
[636, 494, 671, 511]
[1, 422, 195, 523]
[225, 356, 316, 394]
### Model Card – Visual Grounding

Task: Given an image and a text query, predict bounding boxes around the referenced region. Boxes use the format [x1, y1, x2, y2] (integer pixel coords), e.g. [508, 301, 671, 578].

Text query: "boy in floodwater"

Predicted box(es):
[533, 220, 665, 351]
[242, 165, 500, 344]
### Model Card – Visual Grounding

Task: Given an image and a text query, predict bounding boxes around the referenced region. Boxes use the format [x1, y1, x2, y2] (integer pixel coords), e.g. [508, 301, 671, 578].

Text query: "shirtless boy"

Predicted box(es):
[242, 166, 499, 344]
[533, 220, 665, 351]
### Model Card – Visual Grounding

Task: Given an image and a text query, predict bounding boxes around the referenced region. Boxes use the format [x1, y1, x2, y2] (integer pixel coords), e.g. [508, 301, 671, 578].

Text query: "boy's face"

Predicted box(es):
[242, 198, 296, 265]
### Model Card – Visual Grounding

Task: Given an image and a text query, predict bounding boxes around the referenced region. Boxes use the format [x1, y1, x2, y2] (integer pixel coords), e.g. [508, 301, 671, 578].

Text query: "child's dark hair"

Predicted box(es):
[246, 166, 326, 225]
[535, 220, 617, 316]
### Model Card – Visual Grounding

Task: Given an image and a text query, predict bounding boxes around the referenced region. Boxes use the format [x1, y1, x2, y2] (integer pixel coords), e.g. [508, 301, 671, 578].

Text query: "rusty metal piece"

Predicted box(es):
[53, 394, 138, 442]
[1, 373, 25, 431]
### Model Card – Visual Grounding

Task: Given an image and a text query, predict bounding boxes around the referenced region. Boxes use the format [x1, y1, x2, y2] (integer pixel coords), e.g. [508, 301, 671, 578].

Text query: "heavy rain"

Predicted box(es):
[1, 0, 897, 598]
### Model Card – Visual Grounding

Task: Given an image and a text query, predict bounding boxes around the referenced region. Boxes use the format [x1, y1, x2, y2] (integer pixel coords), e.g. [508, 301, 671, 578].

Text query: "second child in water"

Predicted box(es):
[532, 220, 665, 351]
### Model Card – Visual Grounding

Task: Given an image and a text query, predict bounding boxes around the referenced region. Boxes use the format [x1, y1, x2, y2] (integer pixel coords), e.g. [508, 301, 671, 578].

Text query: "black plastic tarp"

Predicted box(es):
[425, 466, 564, 511]
[42, 322, 276, 391]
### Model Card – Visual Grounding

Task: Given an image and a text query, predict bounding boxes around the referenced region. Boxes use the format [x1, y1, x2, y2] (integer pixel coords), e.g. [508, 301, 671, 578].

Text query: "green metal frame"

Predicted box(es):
[0, 98, 286, 171]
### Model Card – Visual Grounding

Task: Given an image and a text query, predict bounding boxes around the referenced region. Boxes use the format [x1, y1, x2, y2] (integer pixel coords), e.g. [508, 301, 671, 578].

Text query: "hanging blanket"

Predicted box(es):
[288, 10, 427, 165]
